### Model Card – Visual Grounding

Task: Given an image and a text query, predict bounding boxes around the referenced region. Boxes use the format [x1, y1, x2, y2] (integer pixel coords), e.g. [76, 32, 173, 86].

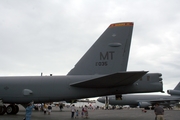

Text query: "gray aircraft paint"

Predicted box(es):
[68, 23, 133, 75]
[0, 72, 162, 104]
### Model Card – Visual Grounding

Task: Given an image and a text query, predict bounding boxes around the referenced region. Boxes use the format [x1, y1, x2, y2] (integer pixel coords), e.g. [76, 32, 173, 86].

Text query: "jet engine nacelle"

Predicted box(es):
[167, 90, 180, 96]
[138, 102, 151, 108]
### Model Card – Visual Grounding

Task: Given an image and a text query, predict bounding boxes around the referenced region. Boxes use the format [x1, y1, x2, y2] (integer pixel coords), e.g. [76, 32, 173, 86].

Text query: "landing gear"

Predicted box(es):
[105, 96, 109, 109]
[0, 105, 6, 115]
[0, 104, 19, 115]
[6, 104, 19, 114]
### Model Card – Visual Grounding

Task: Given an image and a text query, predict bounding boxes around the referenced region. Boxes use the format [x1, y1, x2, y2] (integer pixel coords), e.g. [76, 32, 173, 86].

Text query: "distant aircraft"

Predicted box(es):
[0, 22, 163, 115]
[167, 82, 180, 96]
[77, 98, 96, 103]
[65, 98, 96, 104]
[97, 82, 180, 109]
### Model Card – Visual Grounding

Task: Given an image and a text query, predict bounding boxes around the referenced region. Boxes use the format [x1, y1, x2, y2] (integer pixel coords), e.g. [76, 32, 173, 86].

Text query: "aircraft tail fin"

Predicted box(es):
[68, 22, 134, 75]
[174, 82, 180, 90]
[167, 82, 180, 96]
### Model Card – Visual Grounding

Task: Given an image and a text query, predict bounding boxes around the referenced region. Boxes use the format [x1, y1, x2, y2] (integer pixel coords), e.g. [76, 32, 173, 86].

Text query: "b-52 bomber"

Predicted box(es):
[98, 82, 180, 109]
[0, 22, 163, 115]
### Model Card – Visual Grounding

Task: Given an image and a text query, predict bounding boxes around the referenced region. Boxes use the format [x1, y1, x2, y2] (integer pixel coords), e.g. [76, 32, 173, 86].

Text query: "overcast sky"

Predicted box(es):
[0, 0, 180, 94]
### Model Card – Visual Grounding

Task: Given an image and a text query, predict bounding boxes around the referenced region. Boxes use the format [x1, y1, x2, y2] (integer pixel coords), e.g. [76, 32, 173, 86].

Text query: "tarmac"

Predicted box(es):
[1, 105, 180, 120]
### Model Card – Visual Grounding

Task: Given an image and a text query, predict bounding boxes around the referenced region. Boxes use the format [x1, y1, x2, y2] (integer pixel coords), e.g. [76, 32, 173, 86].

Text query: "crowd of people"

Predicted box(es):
[25, 102, 92, 119]
[24, 102, 166, 120]
[71, 104, 89, 119]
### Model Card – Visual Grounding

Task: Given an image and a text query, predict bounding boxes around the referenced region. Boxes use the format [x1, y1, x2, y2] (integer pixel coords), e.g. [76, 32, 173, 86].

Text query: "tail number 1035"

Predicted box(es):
[95, 62, 108, 66]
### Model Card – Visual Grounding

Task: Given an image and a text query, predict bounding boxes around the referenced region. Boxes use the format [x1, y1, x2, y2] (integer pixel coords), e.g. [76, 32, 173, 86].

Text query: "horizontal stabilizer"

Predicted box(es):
[70, 71, 148, 88]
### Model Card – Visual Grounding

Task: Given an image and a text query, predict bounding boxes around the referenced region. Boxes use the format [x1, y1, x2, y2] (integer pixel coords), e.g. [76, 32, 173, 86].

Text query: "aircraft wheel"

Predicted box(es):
[0, 105, 6, 115]
[14, 105, 19, 114]
[6, 105, 16, 114]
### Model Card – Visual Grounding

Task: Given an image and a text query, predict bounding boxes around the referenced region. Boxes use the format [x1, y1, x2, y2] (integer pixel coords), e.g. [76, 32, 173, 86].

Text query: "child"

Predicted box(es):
[75, 110, 79, 118]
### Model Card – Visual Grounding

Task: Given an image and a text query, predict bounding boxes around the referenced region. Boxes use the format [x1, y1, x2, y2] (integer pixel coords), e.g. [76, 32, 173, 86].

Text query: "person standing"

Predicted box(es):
[71, 104, 76, 118]
[75, 110, 79, 118]
[81, 106, 84, 118]
[59, 103, 63, 111]
[25, 101, 34, 120]
[154, 103, 164, 120]
[84, 105, 88, 119]
[47, 104, 52, 115]
[43, 103, 48, 114]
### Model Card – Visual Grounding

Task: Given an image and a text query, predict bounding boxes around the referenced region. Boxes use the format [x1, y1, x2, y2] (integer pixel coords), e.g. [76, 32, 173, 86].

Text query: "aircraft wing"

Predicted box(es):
[70, 71, 147, 88]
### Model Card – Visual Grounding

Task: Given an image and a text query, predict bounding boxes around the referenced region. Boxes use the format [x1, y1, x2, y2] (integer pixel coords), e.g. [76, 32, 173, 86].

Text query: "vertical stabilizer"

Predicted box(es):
[167, 82, 180, 96]
[174, 82, 180, 90]
[68, 22, 134, 75]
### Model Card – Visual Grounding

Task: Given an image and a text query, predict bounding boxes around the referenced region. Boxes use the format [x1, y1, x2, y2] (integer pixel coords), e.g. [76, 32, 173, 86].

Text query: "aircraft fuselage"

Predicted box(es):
[0, 75, 162, 104]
